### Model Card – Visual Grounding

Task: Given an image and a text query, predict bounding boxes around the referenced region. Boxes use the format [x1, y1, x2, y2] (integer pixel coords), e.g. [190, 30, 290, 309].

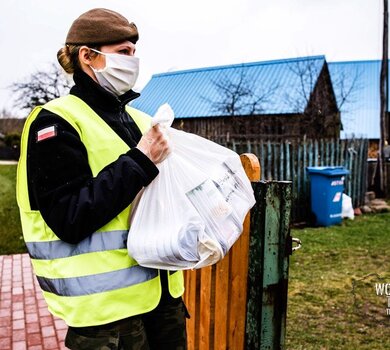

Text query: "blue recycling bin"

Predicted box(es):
[306, 166, 350, 226]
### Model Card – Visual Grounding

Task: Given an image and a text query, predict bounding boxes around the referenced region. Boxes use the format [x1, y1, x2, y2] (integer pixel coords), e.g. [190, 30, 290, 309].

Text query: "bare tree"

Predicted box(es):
[284, 58, 320, 114]
[10, 63, 72, 112]
[284, 58, 362, 138]
[204, 69, 279, 116]
[331, 67, 362, 114]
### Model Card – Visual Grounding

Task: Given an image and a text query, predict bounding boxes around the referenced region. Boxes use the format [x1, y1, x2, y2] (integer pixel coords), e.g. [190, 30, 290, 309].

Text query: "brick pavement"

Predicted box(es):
[0, 254, 67, 350]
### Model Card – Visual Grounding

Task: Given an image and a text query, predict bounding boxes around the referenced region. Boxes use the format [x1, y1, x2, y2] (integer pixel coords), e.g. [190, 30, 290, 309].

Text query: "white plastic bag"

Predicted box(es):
[127, 104, 256, 270]
[341, 193, 354, 220]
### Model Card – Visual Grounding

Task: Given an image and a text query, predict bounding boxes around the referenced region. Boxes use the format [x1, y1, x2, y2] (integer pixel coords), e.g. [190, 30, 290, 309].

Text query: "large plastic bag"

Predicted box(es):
[127, 104, 256, 270]
[341, 193, 354, 220]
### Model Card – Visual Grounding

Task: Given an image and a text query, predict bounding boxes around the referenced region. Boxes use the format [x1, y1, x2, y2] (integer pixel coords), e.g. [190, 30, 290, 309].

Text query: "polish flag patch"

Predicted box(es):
[36, 125, 57, 142]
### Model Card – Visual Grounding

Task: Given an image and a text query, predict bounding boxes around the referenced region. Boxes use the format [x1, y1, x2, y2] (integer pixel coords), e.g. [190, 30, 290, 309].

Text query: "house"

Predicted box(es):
[131, 55, 340, 141]
[328, 60, 383, 141]
[0, 117, 25, 136]
[0, 117, 25, 160]
[328, 60, 389, 159]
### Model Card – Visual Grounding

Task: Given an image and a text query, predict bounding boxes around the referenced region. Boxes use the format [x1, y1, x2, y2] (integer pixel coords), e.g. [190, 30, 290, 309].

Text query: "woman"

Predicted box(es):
[16, 8, 187, 350]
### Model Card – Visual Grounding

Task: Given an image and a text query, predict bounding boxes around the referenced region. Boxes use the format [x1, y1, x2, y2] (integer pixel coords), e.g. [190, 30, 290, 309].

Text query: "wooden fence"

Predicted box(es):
[183, 154, 295, 349]
[214, 138, 369, 223]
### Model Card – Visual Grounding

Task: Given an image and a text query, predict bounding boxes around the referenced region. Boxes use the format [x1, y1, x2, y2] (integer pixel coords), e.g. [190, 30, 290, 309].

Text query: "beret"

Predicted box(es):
[65, 8, 139, 45]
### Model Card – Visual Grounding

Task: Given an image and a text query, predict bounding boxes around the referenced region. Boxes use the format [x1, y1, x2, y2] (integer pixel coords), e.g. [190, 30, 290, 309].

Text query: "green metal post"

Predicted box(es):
[245, 181, 293, 350]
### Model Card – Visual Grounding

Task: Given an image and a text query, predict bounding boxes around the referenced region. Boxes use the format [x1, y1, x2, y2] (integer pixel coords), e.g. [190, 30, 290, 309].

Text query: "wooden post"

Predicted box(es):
[227, 154, 261, 350]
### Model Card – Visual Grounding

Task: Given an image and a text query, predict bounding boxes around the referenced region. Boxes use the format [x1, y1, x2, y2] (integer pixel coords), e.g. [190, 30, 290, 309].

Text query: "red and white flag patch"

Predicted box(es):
[36, 125, 57, 142]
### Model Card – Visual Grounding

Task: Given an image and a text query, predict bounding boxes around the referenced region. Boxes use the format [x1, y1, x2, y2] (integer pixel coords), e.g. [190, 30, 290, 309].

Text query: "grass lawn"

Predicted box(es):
[1, 164, 389, 348]
[287, 214, 390, 349]
[0, 164, 26, 254]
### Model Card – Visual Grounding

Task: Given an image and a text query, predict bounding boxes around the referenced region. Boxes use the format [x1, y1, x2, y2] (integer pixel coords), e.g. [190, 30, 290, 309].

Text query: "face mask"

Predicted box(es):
[90, 49, 139, 96]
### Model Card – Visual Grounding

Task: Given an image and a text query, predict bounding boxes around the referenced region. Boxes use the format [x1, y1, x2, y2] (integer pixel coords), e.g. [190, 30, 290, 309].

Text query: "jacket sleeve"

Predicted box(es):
[27, 109, 159, 244]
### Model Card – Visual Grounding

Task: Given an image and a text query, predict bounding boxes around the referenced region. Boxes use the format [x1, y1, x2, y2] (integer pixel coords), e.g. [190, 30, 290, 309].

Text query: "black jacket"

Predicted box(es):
[27, 70, 159, 244]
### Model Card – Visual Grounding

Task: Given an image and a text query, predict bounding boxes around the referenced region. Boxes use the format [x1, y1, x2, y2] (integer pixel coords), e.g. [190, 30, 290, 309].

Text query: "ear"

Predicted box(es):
[78, 46, 93, 65]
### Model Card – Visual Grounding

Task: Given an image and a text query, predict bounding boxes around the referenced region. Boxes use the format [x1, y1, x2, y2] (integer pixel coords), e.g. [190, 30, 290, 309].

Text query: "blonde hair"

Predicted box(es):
[57, 45, 99, 74]
[57, 45, 81, 74]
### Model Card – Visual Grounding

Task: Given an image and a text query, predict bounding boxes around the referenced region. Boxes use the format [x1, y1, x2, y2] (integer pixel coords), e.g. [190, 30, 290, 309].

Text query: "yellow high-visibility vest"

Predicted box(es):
[16, 95, 184, 327]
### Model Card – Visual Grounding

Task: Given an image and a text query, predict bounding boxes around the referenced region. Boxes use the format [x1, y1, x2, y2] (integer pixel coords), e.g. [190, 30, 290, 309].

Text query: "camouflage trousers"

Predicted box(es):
[65, 297, 188, 350]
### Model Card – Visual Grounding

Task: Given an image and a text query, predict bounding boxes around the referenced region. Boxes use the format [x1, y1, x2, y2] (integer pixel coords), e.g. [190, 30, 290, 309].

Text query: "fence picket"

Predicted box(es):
[184, 270, 197, 350]
[330, 139, 335, 165]
[267, 141, 272, 180]
[314, 139, 319, 166]
[199, 266, 212, 350]
[217, 138, 368, 222]
[227, 211, 251, 349]
[286, 142, 291, 181]
[303, 138, 307, 188]
[214, 256, 229, 350]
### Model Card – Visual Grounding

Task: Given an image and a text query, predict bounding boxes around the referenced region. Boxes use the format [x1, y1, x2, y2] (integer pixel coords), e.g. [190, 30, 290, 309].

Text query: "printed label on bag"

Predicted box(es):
[213, 163, 241, 203]
[186, 179, 233, 221]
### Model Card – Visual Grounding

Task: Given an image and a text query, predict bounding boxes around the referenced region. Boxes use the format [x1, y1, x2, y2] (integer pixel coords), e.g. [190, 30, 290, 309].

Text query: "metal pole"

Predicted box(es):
[379, 0, 388, 195]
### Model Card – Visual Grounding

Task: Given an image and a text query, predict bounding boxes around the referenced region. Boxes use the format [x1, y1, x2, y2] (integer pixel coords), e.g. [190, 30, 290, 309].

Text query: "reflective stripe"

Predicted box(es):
[26, 230, 128, 260]
[37, 265, 158, 297]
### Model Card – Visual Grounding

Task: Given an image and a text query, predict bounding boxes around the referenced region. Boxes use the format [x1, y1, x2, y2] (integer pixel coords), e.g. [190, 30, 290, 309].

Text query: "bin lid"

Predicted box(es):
[306, 166, 350, 176]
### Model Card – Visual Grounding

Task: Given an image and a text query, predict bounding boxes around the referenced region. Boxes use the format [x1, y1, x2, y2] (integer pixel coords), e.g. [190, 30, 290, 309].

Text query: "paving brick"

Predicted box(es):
[24, 290, 36, 298]
[0, 337, 11, 349]
[54, 319, 67, 330]
[0, 299, 11, 308]
[0, 326, 11, 338]
[0, 316, 11, 327]
[13, 281, 23, 288]
[2, 274, 12, 282]
[0, 308, 10, 317]
[13, 275, 22, 283]
[26, 312, 39, 323]
[25, 304, 38, 313]
[26, 322, 41, 334]
[42, 336, 59, 349]
[29, 346, 43, 350]
[12, 340, 27, 350]
[41, 325, 55, 338]
[1, 286, 11, 293]
[1, 279, 11, 287]
[13, 319, 25, 330]
[13, 309, 24, 320]
[23, 282, 34, 290]
[40, 315, 54, 327]
[12, 294, 24, 303]
[35, 288, 44, 296]
[38, 299, 48, 308]
[13, 301, 24, 310]
[27, 333, 42, 347]
[57, 328, 67, 340]
[1, 292, 11, 300]
[38, 307, 51, 317]
[12, 329, 26, 342]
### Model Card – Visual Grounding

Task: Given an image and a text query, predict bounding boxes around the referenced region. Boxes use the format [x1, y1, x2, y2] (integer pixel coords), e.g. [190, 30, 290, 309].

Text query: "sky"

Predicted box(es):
[0, 0, 384, 117]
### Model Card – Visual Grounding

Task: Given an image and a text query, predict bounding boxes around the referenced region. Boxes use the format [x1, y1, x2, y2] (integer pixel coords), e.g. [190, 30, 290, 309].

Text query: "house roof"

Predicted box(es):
[328, 60, 382, 139]
[131, 55, 327, 118]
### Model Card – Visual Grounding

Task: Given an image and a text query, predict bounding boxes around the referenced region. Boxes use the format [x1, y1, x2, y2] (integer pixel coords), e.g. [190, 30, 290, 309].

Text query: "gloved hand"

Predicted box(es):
[136, 125, 171, 164]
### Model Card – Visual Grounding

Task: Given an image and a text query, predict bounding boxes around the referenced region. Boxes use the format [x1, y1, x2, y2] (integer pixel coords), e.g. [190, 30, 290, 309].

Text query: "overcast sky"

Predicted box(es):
[0, 0, 383, 116]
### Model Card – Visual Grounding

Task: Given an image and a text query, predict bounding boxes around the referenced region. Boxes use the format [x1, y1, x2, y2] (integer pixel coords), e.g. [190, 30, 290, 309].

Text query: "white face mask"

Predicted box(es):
[90, 49, 139, 96]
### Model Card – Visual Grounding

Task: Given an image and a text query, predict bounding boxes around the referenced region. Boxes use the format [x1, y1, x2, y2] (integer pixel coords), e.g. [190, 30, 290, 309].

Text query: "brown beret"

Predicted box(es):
[65, 8, 139, 45]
